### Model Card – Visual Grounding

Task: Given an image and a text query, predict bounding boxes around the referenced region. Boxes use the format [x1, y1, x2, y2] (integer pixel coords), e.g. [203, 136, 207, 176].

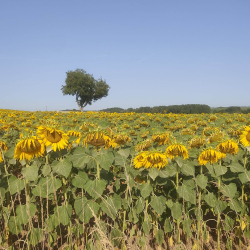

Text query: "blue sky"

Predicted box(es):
[1, 1, 249, 111]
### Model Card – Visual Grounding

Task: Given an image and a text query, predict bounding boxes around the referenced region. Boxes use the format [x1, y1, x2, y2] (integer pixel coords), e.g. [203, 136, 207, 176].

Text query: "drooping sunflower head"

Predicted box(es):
[208, 132, 224, 144]
[188, 137, 206, 149]
[240, 126, 250, 147]
[181, 129, 195, 136]
[133, 150, 168, 170]
[14, 136, 45, 161]
[36, 126, 69, 151]
[83, 131, 115, 149]
[165, 144, 189, 160]
[112, 134, 131, 146]
[152, 133, 171, 145]
[0, 141, 8, 152]
[67, 130, 82, 145]
[198, 148, 224, 165]
[217, 140, 239, 155]
[135, 139, 152, 152]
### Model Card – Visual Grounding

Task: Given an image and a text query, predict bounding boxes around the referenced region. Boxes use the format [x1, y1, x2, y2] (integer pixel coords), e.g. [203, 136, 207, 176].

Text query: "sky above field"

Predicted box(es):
[0, 1, 250, 111]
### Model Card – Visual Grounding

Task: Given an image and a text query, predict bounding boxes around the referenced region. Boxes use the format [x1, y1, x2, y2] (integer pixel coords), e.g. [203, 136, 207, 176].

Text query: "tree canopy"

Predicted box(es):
[61, 69, 110, 111]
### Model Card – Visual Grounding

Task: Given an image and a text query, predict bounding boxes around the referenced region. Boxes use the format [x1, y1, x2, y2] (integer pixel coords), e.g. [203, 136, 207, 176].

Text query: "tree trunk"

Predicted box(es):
[76, 95, 84, 112]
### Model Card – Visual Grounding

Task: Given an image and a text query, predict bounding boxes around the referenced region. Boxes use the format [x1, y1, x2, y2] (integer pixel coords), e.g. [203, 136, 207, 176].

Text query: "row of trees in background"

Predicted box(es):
[101, 104, 211, 114]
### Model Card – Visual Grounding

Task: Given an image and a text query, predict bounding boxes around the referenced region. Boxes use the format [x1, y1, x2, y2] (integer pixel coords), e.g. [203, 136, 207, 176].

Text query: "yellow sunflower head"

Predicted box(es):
[208, 132, 224, 144]
[152, 133, 171, 145]
[135, 139, 152, 152]
[165, 144, 189, 160]
[83, 131, 115, 149]
[133, 150, 168, 170]
[14, 136, 45, 161]
[112, 134, 131, 146]
[36, 126, 69, 151]
[198, 148, 224, 165]
[0, 141, 8, 152]
[188, 137, 205, 149]
[240, 126, 250, 147]
[217, 140, 239, 155]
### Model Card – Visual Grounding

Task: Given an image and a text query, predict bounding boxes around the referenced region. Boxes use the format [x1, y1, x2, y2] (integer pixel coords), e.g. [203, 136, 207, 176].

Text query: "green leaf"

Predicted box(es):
[96, 149, 114, 171]
[54, 205, 72, 226]
[84, 179, 106, 199]
[204, 192, 217, 208]
[4, 147, 15, 159]
[230, 163, 245, 173]
[164, 218, 173, 233]
[72, 171, 88, 188]
[164, 163, 177, 177]
[100, 194, 122, 219]
[21, 163, 39, 181]
[32, 176, 62, 198]
[171, 202, 182, 220]
[181, 162, 195, 176]
[16, 203, 36, 225]
[155, 229, 164, 245]
[224, 215, 234, 232]
[52, 159, 72, 178]
[135, 197, 145, 214]
[47, 214, 59, 232]
[69, 147, 92, 169]
[8, 176, 25, 195]
[229, 199, 242, 213]
[140, 183, 153, 199]
[41, 164, 51, 176]
[110, 228, 123, 247]
[214, 200, 227, 214]
[183, 218, 192, 238]
[178, 185, 196, 205]
[8, 216, 22, 234]
[221, 183, 237, 199]
[28, 228, 43, 247]
[74, 197, 100, 223]
[239, 170, 250, 184]
[196, 174, 208, 189]
[150, 196, 166, 215]
[114, 149, 130, 166]
[214, 165, 228, 177]
[148, 168, 159, 180]
[142, 220, 152, 235]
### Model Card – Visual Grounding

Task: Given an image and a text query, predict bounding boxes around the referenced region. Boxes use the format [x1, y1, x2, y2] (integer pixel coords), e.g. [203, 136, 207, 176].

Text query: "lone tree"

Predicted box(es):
[61, 69, 110, 111]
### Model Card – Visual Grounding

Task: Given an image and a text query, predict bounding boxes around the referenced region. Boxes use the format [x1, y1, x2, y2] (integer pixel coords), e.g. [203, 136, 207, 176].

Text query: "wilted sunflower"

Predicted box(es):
[152, 133, 171, 145]
[67, 130, 82, 145]
[83, 131, 115, 149]
[208, 132, 224, 144]
[14, 136, 45, 161]
[135, 139, 152, 152]
[112, 134, 131, 146]
[198, 148, 224, 165]
[165, 144, 189, 160]
[0, 141, 8, 152]
[181, 129, 195, 136]
[217, 140, 239, 155]
[240, 126, 250, 147]
[0, 151, 3, 163]
[37, 126, 69, 151]
[188, 137, 205, 149]
[133, 151, 168, 169]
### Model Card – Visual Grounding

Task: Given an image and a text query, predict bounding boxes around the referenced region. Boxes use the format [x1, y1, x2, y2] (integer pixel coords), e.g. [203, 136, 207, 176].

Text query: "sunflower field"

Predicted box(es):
[1, 109, 250, 250]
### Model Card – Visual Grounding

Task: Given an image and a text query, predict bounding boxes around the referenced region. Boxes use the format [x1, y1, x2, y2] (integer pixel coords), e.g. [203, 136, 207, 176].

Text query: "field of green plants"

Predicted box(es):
[0, 109, 250, 250]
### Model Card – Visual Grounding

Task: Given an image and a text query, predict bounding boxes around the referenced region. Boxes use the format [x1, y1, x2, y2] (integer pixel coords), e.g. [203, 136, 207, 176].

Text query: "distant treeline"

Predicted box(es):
[212, 106, 250, 114]
[101, 104, 211, 114]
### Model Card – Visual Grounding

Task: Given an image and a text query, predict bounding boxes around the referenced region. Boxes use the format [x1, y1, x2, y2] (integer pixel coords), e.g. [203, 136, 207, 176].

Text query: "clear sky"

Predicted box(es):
[1, 1, 249, 111]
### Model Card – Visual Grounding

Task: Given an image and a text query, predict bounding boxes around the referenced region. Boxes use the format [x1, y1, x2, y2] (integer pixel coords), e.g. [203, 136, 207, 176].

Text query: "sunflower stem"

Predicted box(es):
[176, 164, 181, 244]
[217, 177, 221, 250]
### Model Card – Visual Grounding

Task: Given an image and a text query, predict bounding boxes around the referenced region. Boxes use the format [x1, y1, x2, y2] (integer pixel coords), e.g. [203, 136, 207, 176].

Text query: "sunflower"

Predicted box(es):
[152, 133, 171, 145]
[217, 140, 239, 155]
[83, 131, 115, 149]
[165, 144, 189, 160]
[208, 132, 224, 144]
[133, 151, 168, 169]
[135, 139, 152, 152]
[112, 134, 131, 146]
[0, 151, 3, 163]
[181, 129, 195, 136]
[37, 126, 69, 151]
[0, 141, 8, 152]
[67, 130, 82, 145]
[240, 126, 250, 147]
[14, 136, 45, 161]
[198, 148, 224, 165]
[188, 137, 205, 149]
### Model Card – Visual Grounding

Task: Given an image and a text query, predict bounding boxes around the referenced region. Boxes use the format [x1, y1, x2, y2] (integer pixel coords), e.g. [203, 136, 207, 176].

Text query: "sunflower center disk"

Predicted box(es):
[246, 132, 250, 142]
[46, 130, 62, 143]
